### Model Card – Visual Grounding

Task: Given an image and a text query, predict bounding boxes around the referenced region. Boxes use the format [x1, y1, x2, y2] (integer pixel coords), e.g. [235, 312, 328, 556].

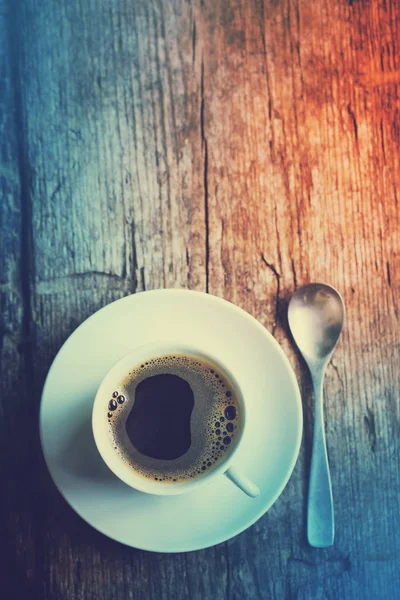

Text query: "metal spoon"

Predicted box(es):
[288, 283, 345, 547]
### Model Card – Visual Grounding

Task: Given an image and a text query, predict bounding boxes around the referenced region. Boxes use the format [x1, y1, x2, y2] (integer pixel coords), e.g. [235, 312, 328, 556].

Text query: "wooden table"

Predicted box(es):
[1, 0, 399, 598]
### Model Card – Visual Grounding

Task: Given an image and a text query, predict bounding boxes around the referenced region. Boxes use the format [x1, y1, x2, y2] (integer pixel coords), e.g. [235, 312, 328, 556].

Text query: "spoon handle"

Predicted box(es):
[308, 367, 334, 547]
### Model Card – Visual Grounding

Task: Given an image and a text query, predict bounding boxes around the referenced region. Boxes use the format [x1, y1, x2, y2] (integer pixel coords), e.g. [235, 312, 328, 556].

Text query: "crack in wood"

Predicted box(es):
[129, 220, 139, 291]
[49, 177, 66, 204]
[380, 119, 386, 163]
[291, 258, 298, 288]
[192, 16, 196, 67]
[364, 407, 377, 453]
[200, 57, 209, 293]
[274, 205, 283, 280]
[294, 0, 305, 95]
[386, 260, 399, 319]
[386, 261, 391, 287]
[261, 254, 281, 337]
[347, 104, 358, 141]
[330, 360, 344, 390]
[6, 0, 35, 390]
[140, 267, 146, 292]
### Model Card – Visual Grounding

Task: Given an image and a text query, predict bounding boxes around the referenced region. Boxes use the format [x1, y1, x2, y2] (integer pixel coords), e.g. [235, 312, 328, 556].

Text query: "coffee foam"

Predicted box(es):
[106, 354, 241, 483]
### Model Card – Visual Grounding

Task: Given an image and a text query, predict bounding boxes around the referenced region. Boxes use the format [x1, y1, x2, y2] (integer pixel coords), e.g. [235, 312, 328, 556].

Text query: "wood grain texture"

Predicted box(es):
[0, 3, 40, 598]
[1, 0, 399, 598]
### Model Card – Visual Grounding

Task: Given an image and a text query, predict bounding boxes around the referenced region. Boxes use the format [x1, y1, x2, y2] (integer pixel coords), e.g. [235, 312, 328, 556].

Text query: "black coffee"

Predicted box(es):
[126, 374, 194, 460]
[106, 354, 241, 483]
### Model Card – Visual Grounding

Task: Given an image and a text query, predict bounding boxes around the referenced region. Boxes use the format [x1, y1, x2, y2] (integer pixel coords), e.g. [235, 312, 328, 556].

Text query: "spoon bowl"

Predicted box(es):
[288, 283, 345, 363]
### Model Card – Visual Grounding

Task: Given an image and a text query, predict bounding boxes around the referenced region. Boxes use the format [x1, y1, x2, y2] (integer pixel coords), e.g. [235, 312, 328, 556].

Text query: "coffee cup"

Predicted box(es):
[92, 342, 260, 497]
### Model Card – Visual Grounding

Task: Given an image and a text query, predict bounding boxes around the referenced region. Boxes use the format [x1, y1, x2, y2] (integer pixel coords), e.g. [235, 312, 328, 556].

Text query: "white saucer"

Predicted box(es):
[40, 289, 302, 552]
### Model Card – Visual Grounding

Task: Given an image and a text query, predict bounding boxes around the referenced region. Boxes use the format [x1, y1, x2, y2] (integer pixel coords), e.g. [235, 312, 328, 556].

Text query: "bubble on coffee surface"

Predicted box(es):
[224, 405, 236, 420]
[106, 354, 240, 483]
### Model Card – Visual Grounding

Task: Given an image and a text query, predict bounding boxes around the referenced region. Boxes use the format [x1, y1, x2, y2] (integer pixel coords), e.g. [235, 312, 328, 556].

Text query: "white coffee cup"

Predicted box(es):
[92, 342, 260, 497]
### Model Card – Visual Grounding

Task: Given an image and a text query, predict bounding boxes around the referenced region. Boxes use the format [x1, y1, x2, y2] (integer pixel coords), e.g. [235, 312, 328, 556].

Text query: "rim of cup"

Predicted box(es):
[92, 342, 247, 495]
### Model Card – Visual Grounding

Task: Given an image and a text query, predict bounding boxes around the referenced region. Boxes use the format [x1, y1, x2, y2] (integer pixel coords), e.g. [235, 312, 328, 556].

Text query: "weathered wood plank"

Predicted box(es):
[1, 0, 399, 598]
[202, 0, 400, 597]
[0, 2, 42, 598]
[13, 0, 211, 599]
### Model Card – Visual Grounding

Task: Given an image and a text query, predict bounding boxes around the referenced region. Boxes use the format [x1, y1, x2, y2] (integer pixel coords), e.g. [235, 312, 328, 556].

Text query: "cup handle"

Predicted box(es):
[224, 466, 260, 498]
